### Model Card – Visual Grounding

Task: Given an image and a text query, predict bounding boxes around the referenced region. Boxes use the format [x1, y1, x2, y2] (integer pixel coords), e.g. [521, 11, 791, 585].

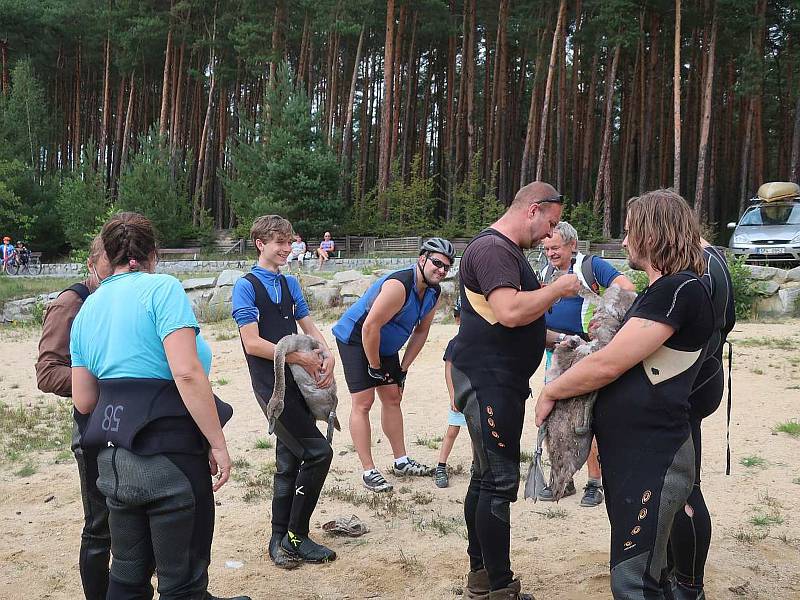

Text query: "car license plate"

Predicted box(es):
[757, 246, 785, 254]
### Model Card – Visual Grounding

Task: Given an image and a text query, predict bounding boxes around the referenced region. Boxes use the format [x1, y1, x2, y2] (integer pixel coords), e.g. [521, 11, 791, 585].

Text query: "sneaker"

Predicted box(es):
[206, 594, 252, 600]
[580, 482, 604, 507]
[538, 479, 576, 502]
[280, 532, 337, 563]
[268, 533, 302, 569]
[391, 457, 434, 476]
[363, 469, 393, 492]
[434, 465, 449, 488]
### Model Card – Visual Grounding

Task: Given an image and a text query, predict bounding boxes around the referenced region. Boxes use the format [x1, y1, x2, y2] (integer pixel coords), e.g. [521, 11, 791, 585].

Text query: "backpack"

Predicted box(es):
[540, 252, 599, 293]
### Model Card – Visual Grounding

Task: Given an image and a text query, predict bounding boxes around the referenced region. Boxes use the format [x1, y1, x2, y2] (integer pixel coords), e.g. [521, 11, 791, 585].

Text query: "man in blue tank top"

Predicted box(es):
[333, 238, 455, 492]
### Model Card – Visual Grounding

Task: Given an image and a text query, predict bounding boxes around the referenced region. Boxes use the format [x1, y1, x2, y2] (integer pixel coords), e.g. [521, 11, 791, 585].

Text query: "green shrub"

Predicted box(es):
[728, 256, 768, 320]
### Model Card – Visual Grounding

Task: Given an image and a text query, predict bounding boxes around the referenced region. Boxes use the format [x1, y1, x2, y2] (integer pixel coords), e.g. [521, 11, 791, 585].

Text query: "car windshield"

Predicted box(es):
[739, 203, 800, 226]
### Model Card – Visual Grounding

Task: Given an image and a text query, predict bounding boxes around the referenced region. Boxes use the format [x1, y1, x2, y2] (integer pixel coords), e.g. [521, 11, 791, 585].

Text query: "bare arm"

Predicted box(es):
[163, 328, 230, 490]
[72, 367, 100, 414]
[297, 315, 335, 388]
[611, 274, 636, 291]
[361, 279, 406, 368]
[487, 274, 581, 328]
[534, 317, 675, 426]
[400, 298, 438, 371]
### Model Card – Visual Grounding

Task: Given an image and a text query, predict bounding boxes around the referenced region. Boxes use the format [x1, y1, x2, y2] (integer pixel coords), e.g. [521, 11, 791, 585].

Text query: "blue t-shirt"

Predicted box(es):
[1, 243, 15, 260]
[70, 272, 212, 379]
[231, 265, 310, 327]
[543, 254, 621, 335]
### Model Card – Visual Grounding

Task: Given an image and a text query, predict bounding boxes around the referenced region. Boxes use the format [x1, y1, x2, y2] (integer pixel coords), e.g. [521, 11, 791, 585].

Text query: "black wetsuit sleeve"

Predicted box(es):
[630, 275, 710, 349]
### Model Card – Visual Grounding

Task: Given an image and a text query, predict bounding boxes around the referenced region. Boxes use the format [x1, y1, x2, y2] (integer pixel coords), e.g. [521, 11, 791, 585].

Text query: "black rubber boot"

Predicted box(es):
[281, 532, 337, 563]
[268, 532, 303, 569]
[206, 594, 253, 600]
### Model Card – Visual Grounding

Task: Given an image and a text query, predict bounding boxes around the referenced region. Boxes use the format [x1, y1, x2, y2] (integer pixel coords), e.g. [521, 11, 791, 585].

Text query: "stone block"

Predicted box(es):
[215, 269, 245, 287]
[298, 274, 328, 287]
[182, 277, 216, 291]
[333, 269, 365, 283]
[746, 265, 784, 281]
[340, 277, 374, 299]
[786, 266, 800, 282]
[306, 285, 340, 308]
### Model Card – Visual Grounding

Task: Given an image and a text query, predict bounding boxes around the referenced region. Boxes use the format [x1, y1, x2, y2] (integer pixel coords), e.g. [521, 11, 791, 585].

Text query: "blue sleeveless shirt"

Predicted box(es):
[332, 266, 440, 355]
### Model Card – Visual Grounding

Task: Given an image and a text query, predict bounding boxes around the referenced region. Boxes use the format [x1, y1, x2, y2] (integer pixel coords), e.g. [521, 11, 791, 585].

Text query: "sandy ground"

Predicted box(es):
[0, 319, 799, 600]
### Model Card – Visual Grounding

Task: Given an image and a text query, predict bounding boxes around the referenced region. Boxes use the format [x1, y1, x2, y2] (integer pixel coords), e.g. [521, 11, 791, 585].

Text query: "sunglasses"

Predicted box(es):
[533, 195, 564, 205]
[428, 256, 452, 272]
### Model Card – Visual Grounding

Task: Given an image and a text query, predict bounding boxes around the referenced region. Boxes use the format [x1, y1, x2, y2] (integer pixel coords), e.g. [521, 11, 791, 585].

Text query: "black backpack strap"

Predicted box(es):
[579, 254, 598, 292]
[62, 282, 90, 302]
[725, 340, 733, 475]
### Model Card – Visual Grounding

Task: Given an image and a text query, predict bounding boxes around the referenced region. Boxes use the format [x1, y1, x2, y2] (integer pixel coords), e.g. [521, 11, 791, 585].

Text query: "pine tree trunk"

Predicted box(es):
[695, 8, 717, 220]
[73, 41, 82, 169]
[556, 33, 566, 193]
[445, 0, 457, 218]
[594, 44, 621, 237]
[194, 74, 216, 225]
[673, 0, 681, 192]
[378, 0, 396, 199]
[270, 0, 286, 86]
[536, 0, 566, 181]
[390, 3, 408, 168]
[0, 38, 8, 95]
[579, 53, 599, 202]
[639, 15, 660, 193]
[99, 35, 112, 174]
[401, 14, 418, 182]
[791, 93, 800, 183]
[739, 98, 754, 215]
[492, 0, 509, 200]
[521, 33, 547, 187]
[120, 75, 136, 174]
[159, 28, 173, 137]
[466, 0, 476, 179]
[341, 26, 365, 205]
[171, 42, 186, 153]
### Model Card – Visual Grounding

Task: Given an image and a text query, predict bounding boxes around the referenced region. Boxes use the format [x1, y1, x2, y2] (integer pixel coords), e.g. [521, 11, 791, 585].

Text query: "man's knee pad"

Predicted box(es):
[610, 552, 651, 599]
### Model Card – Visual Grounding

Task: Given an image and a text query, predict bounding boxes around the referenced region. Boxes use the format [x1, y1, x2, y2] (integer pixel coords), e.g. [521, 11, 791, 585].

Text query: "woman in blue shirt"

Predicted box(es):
[71, 212, 248, 600]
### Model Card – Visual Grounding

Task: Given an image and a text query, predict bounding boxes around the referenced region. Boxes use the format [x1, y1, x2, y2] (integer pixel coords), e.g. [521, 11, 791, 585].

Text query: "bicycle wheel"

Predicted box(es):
[7, 260, 19, 276]
[31, 260, 42, 275]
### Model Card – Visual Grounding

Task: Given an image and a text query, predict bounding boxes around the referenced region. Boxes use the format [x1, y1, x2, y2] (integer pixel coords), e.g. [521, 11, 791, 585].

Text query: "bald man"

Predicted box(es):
[450, 182, 581, 599]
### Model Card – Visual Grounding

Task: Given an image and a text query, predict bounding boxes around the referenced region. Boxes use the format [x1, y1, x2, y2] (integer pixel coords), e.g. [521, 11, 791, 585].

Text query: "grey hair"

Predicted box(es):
[553, 221, 579, 245]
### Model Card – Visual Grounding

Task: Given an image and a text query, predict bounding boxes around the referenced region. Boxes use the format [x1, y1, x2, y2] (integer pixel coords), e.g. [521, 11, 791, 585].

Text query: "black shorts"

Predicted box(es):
[336, 339, 402, 394]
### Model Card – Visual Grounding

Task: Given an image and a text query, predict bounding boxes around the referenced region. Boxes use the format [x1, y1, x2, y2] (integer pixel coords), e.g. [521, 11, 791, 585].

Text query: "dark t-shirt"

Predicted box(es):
[452, 229, 546, 382]
[594, 272, 714, 459]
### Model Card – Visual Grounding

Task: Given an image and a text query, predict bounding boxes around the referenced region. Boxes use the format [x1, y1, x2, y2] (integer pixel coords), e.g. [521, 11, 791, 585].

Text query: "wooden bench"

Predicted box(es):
[160, 247, 202, 260]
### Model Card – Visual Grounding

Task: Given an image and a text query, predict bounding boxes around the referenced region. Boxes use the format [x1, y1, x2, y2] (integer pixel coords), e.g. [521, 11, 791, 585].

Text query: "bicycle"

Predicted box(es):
[6, 252, 43, 276]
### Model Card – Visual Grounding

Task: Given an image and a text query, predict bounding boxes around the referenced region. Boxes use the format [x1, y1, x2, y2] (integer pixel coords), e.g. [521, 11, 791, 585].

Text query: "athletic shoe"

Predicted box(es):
[434, 464, 449, 488]
[537, 479, 576, 502]
[363, 469, 393, 492]
[206, 594, 252, 600]
[580, 482, 604, 507]
[268, 533, 302, 569]
[391, 457, 434, 476]
[280, 532, 337, 563]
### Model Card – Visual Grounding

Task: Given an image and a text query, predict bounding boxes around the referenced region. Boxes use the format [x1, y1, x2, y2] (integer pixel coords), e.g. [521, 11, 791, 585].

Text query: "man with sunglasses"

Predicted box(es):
[333, 237, 455, 492]
[450, 182, 581, 599]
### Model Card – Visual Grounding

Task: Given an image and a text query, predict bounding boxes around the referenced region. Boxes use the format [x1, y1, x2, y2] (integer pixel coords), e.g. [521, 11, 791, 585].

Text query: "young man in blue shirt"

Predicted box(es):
[232, 215, 337, 567]
[539, 221, 634, 507]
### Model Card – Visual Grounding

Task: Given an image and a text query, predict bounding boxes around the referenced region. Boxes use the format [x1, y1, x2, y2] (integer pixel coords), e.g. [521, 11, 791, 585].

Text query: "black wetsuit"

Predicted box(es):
[594, 272, 714, 599]
[241, 274, 333, 539]
[450, 229, 545, 591]
[668, 247, 735, 596]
